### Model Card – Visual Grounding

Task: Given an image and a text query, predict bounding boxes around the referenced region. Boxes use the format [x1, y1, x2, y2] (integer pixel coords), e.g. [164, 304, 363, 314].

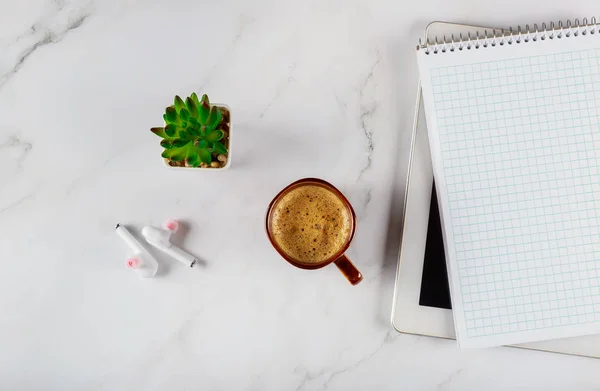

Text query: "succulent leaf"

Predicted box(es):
[198, 147, 212, 164]
[165, 124, 179, 137]
[197, 139, 208, 149]
[205, 129, 224, 142]
[150, 127, 167, 138]
[162, 144, 189, 161]
[213, 141, 228, 155]
[186, 147, 201, 167]
[161, 138, 189, 149]
[187, 125, 201, 137]
[201, 94, 210, 106]
[178, 128, 194, 140]
[160, 139, 176, 149]
[198, 100, 210, 124]
[165, 106, 179, 124]
[180, 108, 190, 121]
[206, 106, 222, 130]
[186, 97, 198, 118]
[174, 96, 186, 113]
[190, 92, 200, 107]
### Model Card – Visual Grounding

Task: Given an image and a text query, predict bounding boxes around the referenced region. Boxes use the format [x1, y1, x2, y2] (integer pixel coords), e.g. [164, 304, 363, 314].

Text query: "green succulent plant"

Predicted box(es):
[151, 93, 228, 167]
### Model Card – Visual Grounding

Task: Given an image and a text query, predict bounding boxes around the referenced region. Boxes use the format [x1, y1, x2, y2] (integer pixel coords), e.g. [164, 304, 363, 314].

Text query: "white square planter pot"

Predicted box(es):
[162, 104, 231, 171]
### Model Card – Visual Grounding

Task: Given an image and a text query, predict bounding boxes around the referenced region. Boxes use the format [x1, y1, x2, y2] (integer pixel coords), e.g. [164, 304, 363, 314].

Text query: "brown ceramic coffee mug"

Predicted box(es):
[265, 178, 363, 285]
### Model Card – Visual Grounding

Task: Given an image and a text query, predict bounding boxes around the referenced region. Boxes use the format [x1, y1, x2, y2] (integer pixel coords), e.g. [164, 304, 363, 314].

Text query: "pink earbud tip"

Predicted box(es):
[126, 258, 140, 268]
[164, 219, 179, 232]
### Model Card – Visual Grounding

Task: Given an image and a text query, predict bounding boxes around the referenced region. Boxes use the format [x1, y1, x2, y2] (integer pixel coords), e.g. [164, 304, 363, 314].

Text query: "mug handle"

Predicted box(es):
[334, 255, 363, 285]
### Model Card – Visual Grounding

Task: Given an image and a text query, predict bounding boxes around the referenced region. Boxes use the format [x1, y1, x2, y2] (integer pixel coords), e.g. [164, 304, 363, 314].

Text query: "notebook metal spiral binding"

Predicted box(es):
[418, 18, 599, 54]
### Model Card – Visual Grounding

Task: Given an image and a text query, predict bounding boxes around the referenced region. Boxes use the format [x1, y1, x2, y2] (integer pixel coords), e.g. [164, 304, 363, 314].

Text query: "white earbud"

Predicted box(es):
[141, 220, 198, 268]
[116, 223, 159, 278]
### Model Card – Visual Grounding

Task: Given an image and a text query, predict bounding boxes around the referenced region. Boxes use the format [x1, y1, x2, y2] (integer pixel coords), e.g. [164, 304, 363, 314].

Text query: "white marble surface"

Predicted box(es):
[2, 0, 600, 389]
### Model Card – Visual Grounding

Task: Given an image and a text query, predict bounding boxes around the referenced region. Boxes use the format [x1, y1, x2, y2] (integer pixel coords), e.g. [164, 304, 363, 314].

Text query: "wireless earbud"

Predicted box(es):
[116, 223, 159, 278]
[141, 219, 198, 268]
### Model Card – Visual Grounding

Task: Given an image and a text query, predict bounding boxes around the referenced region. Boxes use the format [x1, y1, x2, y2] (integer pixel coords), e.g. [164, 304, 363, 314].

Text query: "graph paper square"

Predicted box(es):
[419, 35, 600, 347]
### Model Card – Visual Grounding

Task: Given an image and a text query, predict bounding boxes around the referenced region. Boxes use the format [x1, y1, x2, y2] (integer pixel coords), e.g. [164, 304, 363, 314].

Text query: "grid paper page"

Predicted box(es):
[418, 31, 600, 348]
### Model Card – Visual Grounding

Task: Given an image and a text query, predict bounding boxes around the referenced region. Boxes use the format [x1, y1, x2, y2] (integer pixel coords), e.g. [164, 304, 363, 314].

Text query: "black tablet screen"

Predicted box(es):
[418, 183, 452, 309]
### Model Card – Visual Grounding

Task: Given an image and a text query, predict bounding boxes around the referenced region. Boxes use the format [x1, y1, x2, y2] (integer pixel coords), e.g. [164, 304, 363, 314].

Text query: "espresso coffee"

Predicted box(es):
[270, 184, 352, 264]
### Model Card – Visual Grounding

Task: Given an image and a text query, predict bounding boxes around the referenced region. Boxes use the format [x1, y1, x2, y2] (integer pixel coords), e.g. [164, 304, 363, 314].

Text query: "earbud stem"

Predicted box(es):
[164, 245, 197, 267]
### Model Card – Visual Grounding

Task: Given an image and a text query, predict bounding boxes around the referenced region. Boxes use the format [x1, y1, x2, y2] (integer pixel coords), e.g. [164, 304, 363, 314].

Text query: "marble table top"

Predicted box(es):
[1, 0, 600, 389]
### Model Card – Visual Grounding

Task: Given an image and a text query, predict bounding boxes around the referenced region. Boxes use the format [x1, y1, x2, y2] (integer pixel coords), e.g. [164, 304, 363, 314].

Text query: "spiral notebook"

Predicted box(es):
[417, 19, 600, 348]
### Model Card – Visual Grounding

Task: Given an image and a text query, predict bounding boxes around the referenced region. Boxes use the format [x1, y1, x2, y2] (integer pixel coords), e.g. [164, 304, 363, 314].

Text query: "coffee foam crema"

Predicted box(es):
[271, 184, 352, 265]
